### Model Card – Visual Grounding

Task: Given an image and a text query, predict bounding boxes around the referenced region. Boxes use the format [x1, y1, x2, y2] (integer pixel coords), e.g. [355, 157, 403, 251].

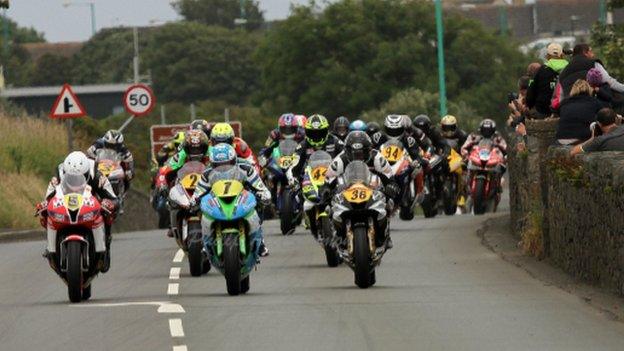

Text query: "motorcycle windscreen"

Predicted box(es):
[343, 161, 371, 185]
[95, 148, 121, 162]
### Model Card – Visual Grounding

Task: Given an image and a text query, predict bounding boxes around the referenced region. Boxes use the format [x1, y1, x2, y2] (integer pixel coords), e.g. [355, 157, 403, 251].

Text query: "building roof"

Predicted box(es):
[1, 83, 131, 98]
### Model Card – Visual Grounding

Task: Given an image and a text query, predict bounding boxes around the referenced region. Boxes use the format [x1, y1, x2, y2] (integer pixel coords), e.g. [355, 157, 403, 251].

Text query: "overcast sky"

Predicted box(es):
[7, 0, 307, 42]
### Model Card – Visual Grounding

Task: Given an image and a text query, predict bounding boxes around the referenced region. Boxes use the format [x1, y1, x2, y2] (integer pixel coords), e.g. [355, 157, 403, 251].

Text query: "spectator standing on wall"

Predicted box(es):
[556, 79, 606, 145]
[586, 68, 613, 107]
[526, 43, 568, 118]
[571, 108, 624, 155]
[558, 44, 624, 102]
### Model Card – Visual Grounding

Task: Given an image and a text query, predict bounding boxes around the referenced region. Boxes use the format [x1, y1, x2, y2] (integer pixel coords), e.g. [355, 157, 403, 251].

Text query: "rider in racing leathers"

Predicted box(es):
[210, 123, 261, 173]
[258, 113, 305, 166]
[86, 129, 134, 191]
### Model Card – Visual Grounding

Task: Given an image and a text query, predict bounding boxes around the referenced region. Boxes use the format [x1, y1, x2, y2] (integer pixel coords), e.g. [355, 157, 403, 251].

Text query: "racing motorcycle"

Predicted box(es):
[200, 165, 261, 296]
[420, 148, 444, 218]
[302, 151, 340, 267]
[263, 139, 302, 235]
[379, 140, 420, 220]
[467, 139, 505, 215]
[332, 161, 389, 289]
[441, 148, 464, 215]
[42, 174, 107, 303]
[168, 161, 210, 276]
[95, 148, 126, 209]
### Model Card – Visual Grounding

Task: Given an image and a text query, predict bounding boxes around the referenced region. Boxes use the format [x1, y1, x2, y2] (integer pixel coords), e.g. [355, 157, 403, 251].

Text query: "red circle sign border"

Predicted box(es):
[123, 83, 156, 117]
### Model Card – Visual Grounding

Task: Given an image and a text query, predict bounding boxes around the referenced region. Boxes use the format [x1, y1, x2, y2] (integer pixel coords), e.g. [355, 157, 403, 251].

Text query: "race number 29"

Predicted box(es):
[123, 84, 156, 116]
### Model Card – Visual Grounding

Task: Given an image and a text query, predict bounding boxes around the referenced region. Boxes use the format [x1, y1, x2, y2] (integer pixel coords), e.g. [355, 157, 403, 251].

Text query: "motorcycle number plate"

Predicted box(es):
[212, 180, 244, 197]
[311, 166, 328, 184]
[180, 173, 201, 190]
[279, 156, 293, 169]
[342, 185, 373, 204]
[64, 194, 84, 211]
[381, 145, 404, 162]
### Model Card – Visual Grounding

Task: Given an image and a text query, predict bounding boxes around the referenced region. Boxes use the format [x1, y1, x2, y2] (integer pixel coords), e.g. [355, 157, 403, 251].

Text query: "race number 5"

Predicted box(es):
[123, 84, 156, 116]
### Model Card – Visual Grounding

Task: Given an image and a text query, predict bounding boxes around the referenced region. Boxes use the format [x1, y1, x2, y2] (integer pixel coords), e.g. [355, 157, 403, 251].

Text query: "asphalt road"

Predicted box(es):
[1, 205, 624, 350]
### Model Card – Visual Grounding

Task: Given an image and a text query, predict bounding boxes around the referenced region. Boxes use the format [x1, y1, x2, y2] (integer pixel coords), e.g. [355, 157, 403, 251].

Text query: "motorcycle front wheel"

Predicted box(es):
[353, 226, 373, 289]
[321, 216, 340, 267]
[443, 176, 458, 216]
[280, 188, 296, 235]
[223, 235, 242, 296]
[473, 177, 487, 215]
[66, 241, 83, 303]
[187, 222, 204, 277]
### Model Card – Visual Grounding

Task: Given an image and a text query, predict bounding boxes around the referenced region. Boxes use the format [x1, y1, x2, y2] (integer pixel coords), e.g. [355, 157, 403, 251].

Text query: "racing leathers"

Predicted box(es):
[156, 140, 181, 167]
[231, 137, 261, 173]
[86, 138, 135, 188]
[370, 129, 431, 168]
[461, 132, 508, 158]
[441, 128, 469, 153]
[287, 135, 344, 183]
[259, 127, 306, 162]
[155, 149, 210, 191]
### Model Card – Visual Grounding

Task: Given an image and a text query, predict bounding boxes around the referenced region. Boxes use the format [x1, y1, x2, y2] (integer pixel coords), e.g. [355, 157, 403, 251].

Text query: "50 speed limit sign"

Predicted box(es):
[123, 84, 156, 116]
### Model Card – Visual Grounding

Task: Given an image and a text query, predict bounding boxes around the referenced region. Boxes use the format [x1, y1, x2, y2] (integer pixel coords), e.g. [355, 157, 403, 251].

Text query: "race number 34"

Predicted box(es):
[123, 84, 156, 116]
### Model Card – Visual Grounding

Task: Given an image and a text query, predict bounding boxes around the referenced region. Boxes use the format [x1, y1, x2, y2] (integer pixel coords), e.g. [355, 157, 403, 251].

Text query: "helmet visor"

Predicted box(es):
[279, 125, 297, 137]
[385, 126, 404, 138]
[306, 127, 328, 143]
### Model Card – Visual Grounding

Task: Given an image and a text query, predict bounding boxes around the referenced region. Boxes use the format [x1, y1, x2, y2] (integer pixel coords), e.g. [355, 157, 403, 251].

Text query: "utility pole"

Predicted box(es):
[434, 0, 447, 117]
[133, 27, 139, 84]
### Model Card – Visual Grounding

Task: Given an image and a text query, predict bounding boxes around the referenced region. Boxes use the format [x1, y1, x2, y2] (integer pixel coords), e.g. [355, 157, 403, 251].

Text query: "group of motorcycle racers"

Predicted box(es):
[36, 112, 508, 300]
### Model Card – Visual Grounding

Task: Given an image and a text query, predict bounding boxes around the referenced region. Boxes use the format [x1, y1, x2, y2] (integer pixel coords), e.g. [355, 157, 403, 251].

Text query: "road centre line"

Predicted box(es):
[169, 267, 181, 280]
[168, 283, 179, 295]
[173, 249, 184, 263]
[169, 319, 185, 337]
[173, 346, 188, 351]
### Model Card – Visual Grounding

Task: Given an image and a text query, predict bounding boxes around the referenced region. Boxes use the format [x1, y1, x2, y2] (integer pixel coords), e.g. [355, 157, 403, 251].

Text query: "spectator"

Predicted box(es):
[586, 68, 613, 106]
[556, 79, 605, 145]
[558, 44, 624, 101]
[526, 43, 568, 118]
[527, 62, 542, 79]
[571, 108, 624, 155]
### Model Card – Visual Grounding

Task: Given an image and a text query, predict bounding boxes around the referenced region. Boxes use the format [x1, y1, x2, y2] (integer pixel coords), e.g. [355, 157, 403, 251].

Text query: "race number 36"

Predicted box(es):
[123, 84, 156, 116]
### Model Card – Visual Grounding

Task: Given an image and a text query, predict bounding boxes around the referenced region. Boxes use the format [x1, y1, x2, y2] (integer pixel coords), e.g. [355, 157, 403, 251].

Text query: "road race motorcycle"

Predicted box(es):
[441, 148, 465, 215]
[168, 161, 210, 276]
[95, 148, 126, 210]
[332, 161, 389, 289]
[466, 139, 505, 215]
[379, 140, 421, 220]
[263, 139, 302, 235]
[200, 165, 261, 296]
[43, 175, 108, 303]
[302, 151, 340, 267]
[420, 148, 445, 218]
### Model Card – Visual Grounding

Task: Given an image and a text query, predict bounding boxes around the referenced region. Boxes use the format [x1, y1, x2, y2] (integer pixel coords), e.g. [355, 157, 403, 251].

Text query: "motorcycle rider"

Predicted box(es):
[374, 115, 432, 164]
[332, 116, 350, 142]
[37, 151, 118, 274]
[287, 114, 344, 183]
[190, 119, 212, 138]
[461, 119, 508, 158]
[191, 143, 271, 257]
[439, 115, 468, 153]
[325, 131, 398, 249]
[156, 131, 186, 167]
[349, 119, 367, 132]
[366, 121, 381, 145]
[210, 122, 260, 172]
[86, 129, 134, 192]
[258, 113, 305, 166]
[412, 114, 452, 158]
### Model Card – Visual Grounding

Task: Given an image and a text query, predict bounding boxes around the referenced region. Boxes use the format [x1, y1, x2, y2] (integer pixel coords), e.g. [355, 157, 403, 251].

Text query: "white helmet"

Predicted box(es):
[63, 151, 90, 176]
[384, 114, 405, 138]
[103, 129, 124, 146]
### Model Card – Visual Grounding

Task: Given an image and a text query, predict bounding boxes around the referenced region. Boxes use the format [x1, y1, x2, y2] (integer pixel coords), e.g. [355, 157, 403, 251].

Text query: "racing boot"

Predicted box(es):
[101, 226, 112, 273]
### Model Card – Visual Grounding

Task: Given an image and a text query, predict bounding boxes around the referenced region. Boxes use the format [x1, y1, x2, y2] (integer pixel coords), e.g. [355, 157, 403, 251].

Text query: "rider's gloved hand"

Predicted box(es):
[258, 155, 268, 168]
[101, 199, 117, 215]
[125, 170, 134, 180]
[384, 181, 401, 200]
[35, 201, 48, 227]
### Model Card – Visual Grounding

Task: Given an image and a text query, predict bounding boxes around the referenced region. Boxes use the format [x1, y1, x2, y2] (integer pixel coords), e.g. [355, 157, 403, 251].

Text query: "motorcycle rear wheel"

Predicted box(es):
[473, 178, 487, 215]
[280, 188, 296, 235]
[187, 222, 204, 277]
[399, 206, 414, 220]
[421, 193, 437, 218]
[224, 236, 242, 296]
[353, 226, 373, 289]
[66, 241, 83, 303]
[321, 216, 340, 267]
[443, 177, 457, 216]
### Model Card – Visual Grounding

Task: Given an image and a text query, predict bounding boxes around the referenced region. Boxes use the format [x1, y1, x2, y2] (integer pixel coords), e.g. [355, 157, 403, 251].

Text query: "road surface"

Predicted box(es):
[1, 207, 624, 351]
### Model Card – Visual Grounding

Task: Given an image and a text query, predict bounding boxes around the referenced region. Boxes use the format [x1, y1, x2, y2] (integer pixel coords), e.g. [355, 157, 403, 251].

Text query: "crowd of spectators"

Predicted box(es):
[507, 43, 624, 154]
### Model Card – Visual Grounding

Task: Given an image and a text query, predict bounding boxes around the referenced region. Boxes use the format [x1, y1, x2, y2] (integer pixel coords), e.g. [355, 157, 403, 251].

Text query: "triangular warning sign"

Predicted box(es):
[50, 84, 87, 119]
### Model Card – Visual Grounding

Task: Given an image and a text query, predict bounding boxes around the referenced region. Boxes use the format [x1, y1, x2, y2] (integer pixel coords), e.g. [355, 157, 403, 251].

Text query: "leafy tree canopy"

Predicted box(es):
[172, 0, 264, 30]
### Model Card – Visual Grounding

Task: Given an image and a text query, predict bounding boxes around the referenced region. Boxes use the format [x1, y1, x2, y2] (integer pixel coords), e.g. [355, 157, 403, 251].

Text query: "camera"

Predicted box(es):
[508, 92, 519, 104]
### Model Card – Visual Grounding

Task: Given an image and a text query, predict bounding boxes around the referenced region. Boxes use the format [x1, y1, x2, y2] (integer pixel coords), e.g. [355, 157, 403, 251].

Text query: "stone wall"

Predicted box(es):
[510, 120, 624, 295]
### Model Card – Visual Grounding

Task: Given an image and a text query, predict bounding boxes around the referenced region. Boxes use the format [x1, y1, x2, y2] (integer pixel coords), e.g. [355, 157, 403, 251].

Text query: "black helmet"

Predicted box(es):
[366, 121, 380, 137]
[190, 119, 211, 138]
[344, 131, 372, 162]
[479, 119, 496, 138]
[412, 114, 431, 135]
[333, 116, 350, 139]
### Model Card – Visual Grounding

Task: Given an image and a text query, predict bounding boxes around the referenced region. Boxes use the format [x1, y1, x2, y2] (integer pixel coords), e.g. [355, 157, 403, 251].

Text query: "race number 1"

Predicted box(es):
[123, 84, 156, 116]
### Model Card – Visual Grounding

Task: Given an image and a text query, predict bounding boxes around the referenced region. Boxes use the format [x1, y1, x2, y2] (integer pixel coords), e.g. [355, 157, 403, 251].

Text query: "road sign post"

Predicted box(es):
[50, 84, 87, 153]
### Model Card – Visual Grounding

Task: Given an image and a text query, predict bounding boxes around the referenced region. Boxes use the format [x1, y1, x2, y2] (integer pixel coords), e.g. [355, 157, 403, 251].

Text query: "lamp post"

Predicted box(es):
[62, 0, 96, 36]
[434, 0, 447, 117]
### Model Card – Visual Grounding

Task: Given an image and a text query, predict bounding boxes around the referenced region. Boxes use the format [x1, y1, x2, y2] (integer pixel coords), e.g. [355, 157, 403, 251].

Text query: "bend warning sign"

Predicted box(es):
[50, 84, 87, 119]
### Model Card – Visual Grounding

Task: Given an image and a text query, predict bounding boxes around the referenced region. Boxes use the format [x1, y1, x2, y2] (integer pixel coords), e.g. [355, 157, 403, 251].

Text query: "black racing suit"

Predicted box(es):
[441, 128, 468, 153]
[86, 139, 135, 191]
[288, 135, 345, 181]
[370, 129, 432, 168]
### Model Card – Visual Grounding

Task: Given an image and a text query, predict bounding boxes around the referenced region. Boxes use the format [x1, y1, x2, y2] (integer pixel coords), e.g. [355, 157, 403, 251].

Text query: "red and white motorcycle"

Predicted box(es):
[466, 139, 506, 215]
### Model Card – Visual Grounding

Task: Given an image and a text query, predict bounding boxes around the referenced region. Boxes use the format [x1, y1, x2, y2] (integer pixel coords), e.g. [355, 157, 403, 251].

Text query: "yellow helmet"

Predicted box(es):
[440, 115, 458, 137]
[173, 131, 186, 147]
[210, 123, 235, 145]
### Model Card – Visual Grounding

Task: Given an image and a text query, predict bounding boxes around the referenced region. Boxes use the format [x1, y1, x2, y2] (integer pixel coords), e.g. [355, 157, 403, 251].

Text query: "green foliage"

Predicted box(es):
[29, 54, 73, 86]
[0, 15, 45, 44]
[144, 22, 260, 103]
[255, 0, 527, 120]
[172, 0, 264, 30]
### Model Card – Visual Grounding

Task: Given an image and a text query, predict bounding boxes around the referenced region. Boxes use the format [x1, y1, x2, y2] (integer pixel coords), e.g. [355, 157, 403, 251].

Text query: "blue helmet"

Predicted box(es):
[349, 119, 367, 132]
[210, 143, 237, 167]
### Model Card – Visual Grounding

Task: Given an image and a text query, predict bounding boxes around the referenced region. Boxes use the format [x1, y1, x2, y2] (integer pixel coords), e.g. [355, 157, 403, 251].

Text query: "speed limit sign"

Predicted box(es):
[123, 84, 156, 116]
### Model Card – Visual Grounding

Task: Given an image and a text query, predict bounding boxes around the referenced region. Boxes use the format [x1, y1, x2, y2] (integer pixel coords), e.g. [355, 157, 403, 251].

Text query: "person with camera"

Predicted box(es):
[571, 108, 624, 155]
[526, 43, 568, 118]
[556, 79, 607, 145]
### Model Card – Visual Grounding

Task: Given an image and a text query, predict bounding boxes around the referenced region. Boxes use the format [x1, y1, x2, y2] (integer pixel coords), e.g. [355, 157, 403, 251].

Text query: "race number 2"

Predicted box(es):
[123, 84, 156, 116]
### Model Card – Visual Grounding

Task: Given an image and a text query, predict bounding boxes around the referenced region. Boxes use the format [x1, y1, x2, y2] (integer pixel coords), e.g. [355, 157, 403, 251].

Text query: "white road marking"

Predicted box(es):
[173, 249, 185, 263]
[169, 319, 185, 337]
[75, 301, 185, 313]
[173, 346, 188, 351]
[168, 283, 179, 295]
[169, 267, 181, 280]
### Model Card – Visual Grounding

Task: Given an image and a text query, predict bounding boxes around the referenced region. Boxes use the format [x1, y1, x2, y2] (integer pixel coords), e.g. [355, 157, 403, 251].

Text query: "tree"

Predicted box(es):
[144, 22, 259, 103]
[592, 1, 624, 79]
[172, 0, 264, 31]
[255, 0, 527, 120]
[29, 53, 73, 86]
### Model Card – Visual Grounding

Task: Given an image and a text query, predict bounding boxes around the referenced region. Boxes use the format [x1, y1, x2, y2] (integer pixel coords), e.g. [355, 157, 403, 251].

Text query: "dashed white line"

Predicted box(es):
[168, 283, 179, 295]
[169, 267, 181, 280]
[173, 345, 188, 351]
[173, 249, 185, 263]
[169, 318, 185, 337]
